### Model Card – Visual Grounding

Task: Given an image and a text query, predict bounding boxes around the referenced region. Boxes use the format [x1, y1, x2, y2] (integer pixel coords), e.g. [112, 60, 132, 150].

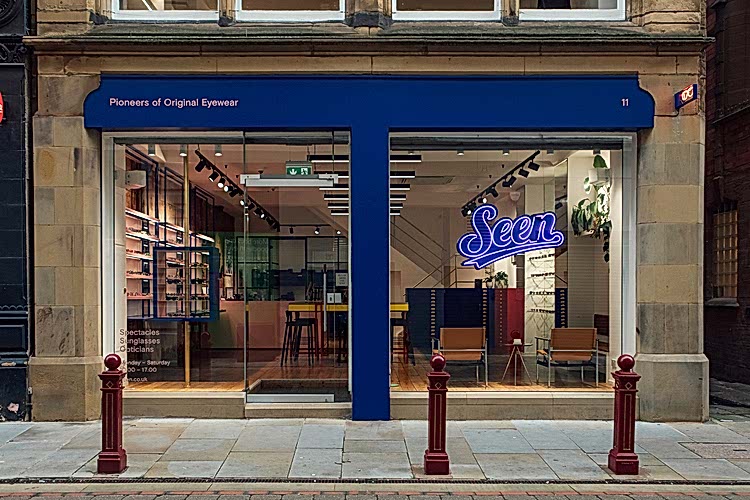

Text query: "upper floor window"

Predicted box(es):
[113, 0, 344, 21]
[392, 0, 625, 21]
[711, 203, 739, 300]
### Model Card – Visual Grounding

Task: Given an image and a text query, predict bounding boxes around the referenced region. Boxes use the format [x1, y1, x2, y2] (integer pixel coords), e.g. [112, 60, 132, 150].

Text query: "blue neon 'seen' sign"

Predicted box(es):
[457, 204, 565, 270]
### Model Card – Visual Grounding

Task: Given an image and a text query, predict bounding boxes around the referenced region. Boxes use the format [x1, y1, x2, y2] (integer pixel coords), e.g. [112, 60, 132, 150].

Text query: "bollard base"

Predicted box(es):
[424, 450, 450, 475]
[608, 450, 638, 475]
[97, 450, 127, 474]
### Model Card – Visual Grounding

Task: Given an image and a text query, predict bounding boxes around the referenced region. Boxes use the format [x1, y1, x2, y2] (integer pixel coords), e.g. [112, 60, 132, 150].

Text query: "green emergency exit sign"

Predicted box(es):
[286, 165, 311, 176]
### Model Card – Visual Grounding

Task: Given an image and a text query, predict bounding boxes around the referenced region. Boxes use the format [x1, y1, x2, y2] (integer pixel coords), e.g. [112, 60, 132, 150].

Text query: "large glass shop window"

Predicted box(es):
[388, 134, 629, 392]
[116, 142, 245, 389]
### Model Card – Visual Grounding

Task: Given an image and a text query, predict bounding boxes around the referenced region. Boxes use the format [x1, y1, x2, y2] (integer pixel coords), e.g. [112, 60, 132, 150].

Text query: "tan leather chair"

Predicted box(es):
[433, 327, 488, 386]
[535, 328, 599, 387]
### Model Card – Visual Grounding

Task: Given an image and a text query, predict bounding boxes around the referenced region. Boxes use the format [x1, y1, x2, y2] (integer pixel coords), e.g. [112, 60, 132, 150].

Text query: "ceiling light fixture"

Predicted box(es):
[518, 168, 530, 178]
[289, 226, 294, 234]
[389, 154, 422, 164]
[195, 160, 206, 173]
[208, 171, 219, 182]
[390, 194, 407, 201]
[314, 226, 320, 235]
[179, 145, 188, 157]
[457, 149, 465, 156]
[239, 199, 245, 206]
[336, 229, 342, 235]
[502, 149, 510, 156]
[148, 144, 156, 157]
[324, 194, 349, 201]
[502, 176, 517, 188]
[390, 183, 411, 191]
[223, 184, 231, 193]
[214, 145, 222, 157]
[594, 149, 602, 155]
[308, 154, 350, 164]
[217, 177, 226, 189]
[546, 149, 554, 155]
[528, 161, 540, 172]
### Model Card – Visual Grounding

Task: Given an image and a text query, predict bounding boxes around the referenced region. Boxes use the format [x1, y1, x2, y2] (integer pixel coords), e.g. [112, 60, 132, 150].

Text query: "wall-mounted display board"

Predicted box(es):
[152, 246, 219, 322]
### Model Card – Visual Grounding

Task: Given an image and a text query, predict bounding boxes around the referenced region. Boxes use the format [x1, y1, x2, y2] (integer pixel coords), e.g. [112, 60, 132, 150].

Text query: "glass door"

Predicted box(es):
[242, 131, 351, 403]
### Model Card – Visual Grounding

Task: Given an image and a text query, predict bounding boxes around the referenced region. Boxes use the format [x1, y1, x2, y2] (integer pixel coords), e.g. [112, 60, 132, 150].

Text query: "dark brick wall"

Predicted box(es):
[704, 0, 750, 383]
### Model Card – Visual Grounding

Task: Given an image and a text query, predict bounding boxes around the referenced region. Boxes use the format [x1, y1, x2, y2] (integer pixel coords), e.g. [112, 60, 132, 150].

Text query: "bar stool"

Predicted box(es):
[293, 311, 318, 366]
[280, 310, 298, 367]
[390, 313, 415, 365]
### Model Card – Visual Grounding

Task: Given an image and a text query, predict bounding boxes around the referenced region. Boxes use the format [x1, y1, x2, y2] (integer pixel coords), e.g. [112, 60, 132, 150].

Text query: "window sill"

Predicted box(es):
[705, 297, 740, 308]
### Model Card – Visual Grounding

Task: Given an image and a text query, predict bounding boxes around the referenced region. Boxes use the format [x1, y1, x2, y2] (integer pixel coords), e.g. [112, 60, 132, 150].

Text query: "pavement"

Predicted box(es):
[3, 403, 750, 483]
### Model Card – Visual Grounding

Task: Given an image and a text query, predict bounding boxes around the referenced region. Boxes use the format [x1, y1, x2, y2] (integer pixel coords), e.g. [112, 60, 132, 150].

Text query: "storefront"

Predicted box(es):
[79, 74, 657, 420]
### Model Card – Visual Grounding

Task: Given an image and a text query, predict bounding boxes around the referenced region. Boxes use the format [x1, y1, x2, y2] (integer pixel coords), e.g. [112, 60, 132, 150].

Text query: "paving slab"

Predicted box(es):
[298, 423, 345, 449]
[635, 422, 691, 440]
[179, 420, 246, 440]
[21, 448, 100, 478]
[0, 423, 32, 444]
[345, 421, 404, 441]
[682, 442, 750, 459]
[341, 452, 412, 479]
[670, 423, 750, 443]
[122, 426, 184, 454]
[660, 458, 750, 480]
[512, 421, 579, 450]
[234, 425, 301, 452]
[732, 459, 750, 473]
[162, 438, 235, 461]
[401, 421, 462, 439]
[289, 448, 342, 478]
[463, 429, 534, 454]
[637, 438, 702, 459]
[474, 453, 557, 480]
[553, 421, 614, 454]
[538, 449, 610, 480]
[343, 440, 407, 453]
[144, 460, 223, 478]
[216, 451, 294, 478]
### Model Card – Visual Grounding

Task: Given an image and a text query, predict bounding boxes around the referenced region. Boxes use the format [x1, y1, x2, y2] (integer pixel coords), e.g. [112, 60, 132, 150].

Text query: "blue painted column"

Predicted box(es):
[350, 123, 391, 420]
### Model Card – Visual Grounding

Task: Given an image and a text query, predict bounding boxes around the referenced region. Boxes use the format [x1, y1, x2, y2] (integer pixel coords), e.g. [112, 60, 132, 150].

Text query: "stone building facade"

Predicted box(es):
[704, 0, 750, 384]
[25, 0, 709, 421]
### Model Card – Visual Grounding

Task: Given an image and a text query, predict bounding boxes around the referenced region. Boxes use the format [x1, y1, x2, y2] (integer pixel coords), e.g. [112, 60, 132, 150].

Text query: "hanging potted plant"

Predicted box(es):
[571, 154, 612, 263]
[484, 269, 509, 288]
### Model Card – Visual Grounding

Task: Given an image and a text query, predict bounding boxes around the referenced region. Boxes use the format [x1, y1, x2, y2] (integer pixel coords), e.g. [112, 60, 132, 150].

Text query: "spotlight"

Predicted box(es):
[260, 212, 266, 219]
[502, 176, 517, 188]
[457, 149, 465, 156]
[224, 184, 230, 193]
[148, 144, 156, 157]
[229, 188, 240, 198]
[289, 226, 294, 234]
[255, 208, 264, 218]
[218, 177, 226, 189]
[336, 230, 342, 235]
[518, 168, 530, 178]
[488, 186, 499, 198]
[481, 196, 488, 204]
[529, 161, 540, 172]
[555, 201, 563, 210]
[208, 171, 219, 182]
[239, 199, 245, 206]
[502, 149, 510, 156]
[180, 145, 188, 157]
[195, 160, 206, 173]
[214, 145, 223, 157]
[594, 149, 602, 155]
[314, 226, 320, 235]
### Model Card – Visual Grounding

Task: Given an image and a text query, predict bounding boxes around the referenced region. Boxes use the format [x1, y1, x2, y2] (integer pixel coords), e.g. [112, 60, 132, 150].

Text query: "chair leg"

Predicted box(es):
[596, 353, 599, 387]
[547, 358, 551, 388]
[580, 364, 584, 384]
[536, 360, 539, 384]
[280, 323, 289, 367]
[475, 364, 479, 384]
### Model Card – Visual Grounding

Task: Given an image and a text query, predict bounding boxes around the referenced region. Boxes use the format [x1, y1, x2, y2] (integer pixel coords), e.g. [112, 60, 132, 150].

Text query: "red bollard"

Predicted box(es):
[608, 354, 641, 475]
[97, 353, 127, 474]
[424, 353, 450, 475]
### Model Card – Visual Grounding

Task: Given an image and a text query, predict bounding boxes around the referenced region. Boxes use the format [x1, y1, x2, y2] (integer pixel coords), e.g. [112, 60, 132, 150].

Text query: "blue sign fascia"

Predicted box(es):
[457, 205, 565, 270]
[675, 83, 698, 110]
[85, 75, 655, 130]
[85, 75, 654, 422]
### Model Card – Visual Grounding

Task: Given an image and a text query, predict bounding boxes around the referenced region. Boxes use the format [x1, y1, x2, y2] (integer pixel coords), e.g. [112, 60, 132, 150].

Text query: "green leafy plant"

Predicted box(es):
[484, 269, 509, 288]
[571, 155, 612, 263]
